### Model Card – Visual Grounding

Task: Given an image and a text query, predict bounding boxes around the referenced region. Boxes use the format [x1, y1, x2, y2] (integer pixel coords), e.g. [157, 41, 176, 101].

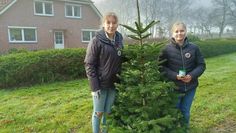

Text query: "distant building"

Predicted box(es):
[0, 0, 102, 53]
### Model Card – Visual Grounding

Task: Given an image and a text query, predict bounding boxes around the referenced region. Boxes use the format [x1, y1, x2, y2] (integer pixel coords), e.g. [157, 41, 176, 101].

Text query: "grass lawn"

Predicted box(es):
[0, 52, 236, 133]
[191, 52, 236, 132]
[0, 80, 92, 133]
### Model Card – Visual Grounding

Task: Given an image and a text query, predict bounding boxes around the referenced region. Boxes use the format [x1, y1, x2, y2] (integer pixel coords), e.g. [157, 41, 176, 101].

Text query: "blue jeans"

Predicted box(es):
[176, 88, 196, 127]
[92, 88, 116, 133]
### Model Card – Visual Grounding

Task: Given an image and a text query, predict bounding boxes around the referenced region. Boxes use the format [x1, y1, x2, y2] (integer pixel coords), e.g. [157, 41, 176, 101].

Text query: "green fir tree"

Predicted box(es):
[110, 0, 186, 132]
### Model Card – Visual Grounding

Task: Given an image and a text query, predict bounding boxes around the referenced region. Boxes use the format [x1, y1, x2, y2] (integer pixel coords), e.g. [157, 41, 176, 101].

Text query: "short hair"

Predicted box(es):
[102, 12, 118, 24]
[171, 21, 187, 33]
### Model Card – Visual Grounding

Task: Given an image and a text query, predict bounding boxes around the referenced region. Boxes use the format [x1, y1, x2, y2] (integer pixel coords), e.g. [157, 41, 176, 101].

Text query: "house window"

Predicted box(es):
[8, 27, 37, 43]
[55, 31, 63, 45]
[65, 3, 81, 18]
[82, 30, 96, 42]
[34, 0, 53, 16]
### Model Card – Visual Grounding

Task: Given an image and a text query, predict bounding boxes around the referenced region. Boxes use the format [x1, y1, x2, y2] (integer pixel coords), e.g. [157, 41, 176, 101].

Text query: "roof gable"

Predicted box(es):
[0, 0, 13, 5]
[0, 0, 12, 9]
[0, 0, 17, 15]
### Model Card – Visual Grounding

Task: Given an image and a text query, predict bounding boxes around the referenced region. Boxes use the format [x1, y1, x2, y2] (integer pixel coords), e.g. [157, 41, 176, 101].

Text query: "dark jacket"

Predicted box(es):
[159, 37, 206, 92]
[84, 29, 123, 92]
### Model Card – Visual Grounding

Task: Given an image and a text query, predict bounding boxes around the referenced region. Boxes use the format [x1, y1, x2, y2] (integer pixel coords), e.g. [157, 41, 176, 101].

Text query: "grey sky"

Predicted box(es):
[92, 0, 213, 7]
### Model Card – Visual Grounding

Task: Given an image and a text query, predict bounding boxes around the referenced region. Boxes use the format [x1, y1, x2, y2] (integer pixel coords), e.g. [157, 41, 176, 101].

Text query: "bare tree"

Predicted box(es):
[95, 0, 136, 35]
[95, 0, 195, 38]
[139, 0, 163, 37]
[190, 7, 215, 38]
[229, 0, 236, 18]
[94, 0, 235, 38]
[228, 0, 236, 33]
[160, 0, 192, 36]
[211, 0, 230, 37]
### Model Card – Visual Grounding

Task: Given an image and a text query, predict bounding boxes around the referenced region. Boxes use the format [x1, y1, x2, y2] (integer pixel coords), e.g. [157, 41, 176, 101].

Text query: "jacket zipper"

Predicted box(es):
[180, 46, 187, 92]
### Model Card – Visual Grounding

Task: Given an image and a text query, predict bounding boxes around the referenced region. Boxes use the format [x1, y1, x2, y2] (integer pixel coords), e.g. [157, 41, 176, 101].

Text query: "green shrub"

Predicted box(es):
[1, 39, 235, 89]
[8, 48, 29, 54]
[0, 48, 86, 89]
[187, 34, 201, 42]
[195, 39, 236, 58]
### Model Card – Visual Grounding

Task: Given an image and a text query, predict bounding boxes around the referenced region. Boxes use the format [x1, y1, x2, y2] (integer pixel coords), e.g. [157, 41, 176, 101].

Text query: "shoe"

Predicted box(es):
[100, 125, 108, 133]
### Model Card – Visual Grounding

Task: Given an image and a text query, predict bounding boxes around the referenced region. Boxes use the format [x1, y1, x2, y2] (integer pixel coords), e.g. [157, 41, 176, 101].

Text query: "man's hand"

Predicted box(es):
[91, 90, 101, 99]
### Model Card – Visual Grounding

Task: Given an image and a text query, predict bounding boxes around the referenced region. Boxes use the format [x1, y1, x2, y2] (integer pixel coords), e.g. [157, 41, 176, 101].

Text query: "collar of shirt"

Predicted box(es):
[105, 32, 116, 45]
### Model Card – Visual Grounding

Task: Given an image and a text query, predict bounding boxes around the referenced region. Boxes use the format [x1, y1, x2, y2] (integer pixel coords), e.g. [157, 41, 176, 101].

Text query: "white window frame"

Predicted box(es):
[8, 26, 38, 43]
[34, 0, 54, 16]
[65, 3, 81, 18]
[81, 29, 97, 43]
[54, 31, 64, 49]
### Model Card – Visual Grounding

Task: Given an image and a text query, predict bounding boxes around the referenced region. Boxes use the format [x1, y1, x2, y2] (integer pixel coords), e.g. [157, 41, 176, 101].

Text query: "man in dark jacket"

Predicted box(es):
[84, 12, 123, 133]
[159, 22, 206, 128]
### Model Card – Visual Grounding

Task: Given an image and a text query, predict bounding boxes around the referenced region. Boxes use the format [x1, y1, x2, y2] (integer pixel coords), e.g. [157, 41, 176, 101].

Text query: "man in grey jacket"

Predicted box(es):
[159, 22, 206, 128]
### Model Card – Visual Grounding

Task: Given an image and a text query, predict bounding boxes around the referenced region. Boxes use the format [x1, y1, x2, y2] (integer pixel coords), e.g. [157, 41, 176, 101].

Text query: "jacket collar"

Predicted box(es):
[96, 29, 123, 48]
[170, 37, 189, 48]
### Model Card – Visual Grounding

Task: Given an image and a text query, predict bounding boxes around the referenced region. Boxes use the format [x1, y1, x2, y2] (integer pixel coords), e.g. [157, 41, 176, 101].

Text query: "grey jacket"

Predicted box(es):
[84, 29, 123, 92]
[159, 37, 206, 92]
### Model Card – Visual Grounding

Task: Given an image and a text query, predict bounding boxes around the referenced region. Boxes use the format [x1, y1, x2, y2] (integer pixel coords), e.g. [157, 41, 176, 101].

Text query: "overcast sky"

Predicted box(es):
[92, 0, 212, 7]
[92, 0, 105, 3]
[195, 0, 212, 7]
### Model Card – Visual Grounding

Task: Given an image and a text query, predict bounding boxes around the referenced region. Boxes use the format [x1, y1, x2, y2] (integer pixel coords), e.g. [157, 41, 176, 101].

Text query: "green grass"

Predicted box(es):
[190, 52, 236, 132]
[0, 79, 92, 133]
[0, 53, 236, 133]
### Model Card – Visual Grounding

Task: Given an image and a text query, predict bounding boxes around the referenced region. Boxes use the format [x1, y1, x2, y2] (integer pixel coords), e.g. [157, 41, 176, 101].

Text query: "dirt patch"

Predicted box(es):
[210, 118, 236, 133]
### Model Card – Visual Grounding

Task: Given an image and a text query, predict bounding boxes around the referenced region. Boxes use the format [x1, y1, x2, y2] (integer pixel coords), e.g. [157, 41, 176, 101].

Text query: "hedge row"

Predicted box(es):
[196, 38, 236, 58]
[0, 48, 86, 89]
[0, 39, 236, 89]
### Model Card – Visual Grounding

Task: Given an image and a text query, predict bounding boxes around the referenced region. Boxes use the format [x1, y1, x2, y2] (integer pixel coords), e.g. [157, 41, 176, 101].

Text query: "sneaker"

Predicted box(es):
[100, 125, 108, 133]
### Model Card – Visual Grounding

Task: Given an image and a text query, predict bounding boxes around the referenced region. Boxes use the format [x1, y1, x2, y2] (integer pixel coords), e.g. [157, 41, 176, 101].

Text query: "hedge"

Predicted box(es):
[1, 39, 236, 89]
[125, 38, 236, 58]
[0, 48, 86, 89]
[195, 38, 236, 58]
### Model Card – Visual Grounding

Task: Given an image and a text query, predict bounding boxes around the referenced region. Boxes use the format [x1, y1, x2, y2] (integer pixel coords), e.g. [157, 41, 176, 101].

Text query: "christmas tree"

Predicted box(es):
[110, 0, 186, 132]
